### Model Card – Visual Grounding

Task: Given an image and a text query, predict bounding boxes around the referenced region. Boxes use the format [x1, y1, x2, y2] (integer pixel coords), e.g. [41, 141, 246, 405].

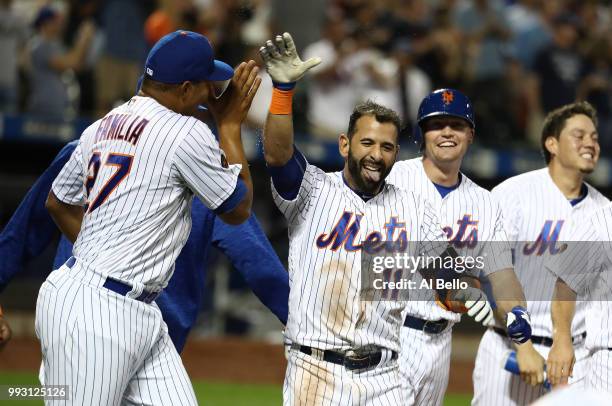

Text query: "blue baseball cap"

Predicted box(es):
[33, 6, 59, 29]
[144, 30, 234, 84]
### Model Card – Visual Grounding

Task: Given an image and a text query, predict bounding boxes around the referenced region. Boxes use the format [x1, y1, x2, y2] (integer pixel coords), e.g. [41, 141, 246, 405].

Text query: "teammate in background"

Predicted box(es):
[259, 32, 516, 406]
[472, 101, 608, 405]
[386, 89, 533, 406]
[546, 204, 612, 391]
[0, 139, 289, 354]
[39, 31, 260, 405]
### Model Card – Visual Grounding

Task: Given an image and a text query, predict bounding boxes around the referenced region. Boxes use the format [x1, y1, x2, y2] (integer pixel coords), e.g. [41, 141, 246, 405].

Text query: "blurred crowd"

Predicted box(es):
[1, 0, 611, 149]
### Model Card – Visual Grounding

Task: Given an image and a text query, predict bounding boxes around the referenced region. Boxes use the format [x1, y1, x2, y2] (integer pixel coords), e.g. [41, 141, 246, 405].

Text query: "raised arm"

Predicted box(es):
[259, 33, 320, 166]
[202, 61, 261, 225]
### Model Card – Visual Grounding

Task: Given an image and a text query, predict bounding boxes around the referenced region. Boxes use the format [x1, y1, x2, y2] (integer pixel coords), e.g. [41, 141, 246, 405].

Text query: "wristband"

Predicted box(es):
[269, 85, 295, 115]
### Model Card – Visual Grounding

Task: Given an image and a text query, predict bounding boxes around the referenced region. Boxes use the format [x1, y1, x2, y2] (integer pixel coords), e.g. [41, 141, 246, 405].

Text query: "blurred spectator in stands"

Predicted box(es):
[216, 0, 267, 68]
[145, 0, 208, 47]
[454, 0, 515, 144]
[26, 5, 95, 121]
[95, 0, 155, 117]
[575, 0, 610, 44]
[532, 13, 586, 114]
[388, 0, 432, 48]
[343, 30, 397, 111]
[454, 0, 511, 82]
[271, 0, 325, 51]
[241, 27, 273, 133]
[347, 1, 392, 51]
[413, 2, 462, 89]
[391, 40, 431, 134]
[243, 42, 272, 132]
[344, 33, 431, 136]
[303, 11, 357, 140]
[0, 0, 28, 113]
[506, 0, 553, 69]
[63, 0, 103, 117]
[578, 34, 612, 150]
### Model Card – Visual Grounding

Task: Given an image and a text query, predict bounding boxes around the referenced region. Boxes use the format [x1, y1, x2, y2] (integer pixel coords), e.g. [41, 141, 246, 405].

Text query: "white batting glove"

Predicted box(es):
[454, 287, 494, 326]
[259, 32, 322, 84]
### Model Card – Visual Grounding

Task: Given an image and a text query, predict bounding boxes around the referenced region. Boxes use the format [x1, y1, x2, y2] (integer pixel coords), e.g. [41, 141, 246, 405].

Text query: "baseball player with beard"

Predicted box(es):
[472, 101, 608, 405]
[385, 89, 533, 406]
[259, 32, 508, 406]
[38, 31, 260, 405]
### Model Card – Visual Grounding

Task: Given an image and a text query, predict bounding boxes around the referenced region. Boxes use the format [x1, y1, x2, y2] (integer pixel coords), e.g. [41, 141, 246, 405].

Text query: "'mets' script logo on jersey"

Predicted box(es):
[523, 220, 567, 255]
[443, 214, 478, 248]
[315, 212, 407, 252]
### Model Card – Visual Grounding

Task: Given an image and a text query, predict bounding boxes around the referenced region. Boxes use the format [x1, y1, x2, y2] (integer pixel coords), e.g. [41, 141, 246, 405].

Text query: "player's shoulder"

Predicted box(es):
[392, 157, 422, 173]
[385, 182, 433, 211]
[76, 117, 106, 147]
[457, 172, 492, 198]
[491, 168, 548, 195]
[460, 172, 491, 196]
[584, 182, 610, 207]
[387, 157, 423, 186]
[127, 96, 204, 137]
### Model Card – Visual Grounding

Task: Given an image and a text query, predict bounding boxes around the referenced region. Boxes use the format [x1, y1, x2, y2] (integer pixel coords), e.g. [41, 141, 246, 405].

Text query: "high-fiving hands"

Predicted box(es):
[259, 33, 321, 84]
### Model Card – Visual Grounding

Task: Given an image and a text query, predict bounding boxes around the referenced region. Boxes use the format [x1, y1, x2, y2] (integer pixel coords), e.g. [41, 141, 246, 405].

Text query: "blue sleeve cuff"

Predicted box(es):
[267, 147, 307, 201]
[214, 178, 247, 215]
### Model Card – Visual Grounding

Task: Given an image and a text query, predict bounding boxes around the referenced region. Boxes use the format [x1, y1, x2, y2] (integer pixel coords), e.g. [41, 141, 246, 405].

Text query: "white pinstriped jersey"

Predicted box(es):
[546, 203, 612, 350]
[274, 162, 450, 353]
[52, 95, 242, 289]
[387, 158, 513, 322]
[492, 168, 609, 338]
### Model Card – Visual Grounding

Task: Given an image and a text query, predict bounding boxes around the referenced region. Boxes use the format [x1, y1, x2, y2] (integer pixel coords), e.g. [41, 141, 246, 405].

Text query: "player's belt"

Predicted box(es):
[291, 344, 397, 370]
[492, 327, 586, 347]
[102, 278, 161, 304]
[65, 257, 161, 304]
[403, 315, 449, 334]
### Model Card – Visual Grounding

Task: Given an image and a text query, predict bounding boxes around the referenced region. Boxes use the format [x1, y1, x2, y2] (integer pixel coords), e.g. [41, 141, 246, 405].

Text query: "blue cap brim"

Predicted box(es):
[207, 60, 234, 81]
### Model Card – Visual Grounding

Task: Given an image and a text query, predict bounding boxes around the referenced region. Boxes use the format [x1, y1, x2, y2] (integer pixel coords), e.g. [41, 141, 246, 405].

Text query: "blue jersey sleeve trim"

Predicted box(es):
[214, 178, 247, 215]
[267, 147, 307, 201]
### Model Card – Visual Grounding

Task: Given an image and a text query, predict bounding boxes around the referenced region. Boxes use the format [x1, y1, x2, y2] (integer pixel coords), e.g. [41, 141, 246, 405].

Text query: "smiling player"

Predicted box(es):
[386, 89, 531, 406]
[472, 101, 609, 405]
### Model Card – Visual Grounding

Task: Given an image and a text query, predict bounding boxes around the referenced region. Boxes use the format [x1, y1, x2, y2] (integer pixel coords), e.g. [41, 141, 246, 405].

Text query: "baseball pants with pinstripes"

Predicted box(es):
[472, 329, 587, 406]
[399, 326, 452, 406]
[283, 346, 403, 405]
[586, 350, 612, 392]
[35, 263, 197, 405]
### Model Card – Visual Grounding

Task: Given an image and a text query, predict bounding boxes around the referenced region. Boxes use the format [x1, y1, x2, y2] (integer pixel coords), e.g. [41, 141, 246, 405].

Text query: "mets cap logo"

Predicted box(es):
[442, 90, 454, 105]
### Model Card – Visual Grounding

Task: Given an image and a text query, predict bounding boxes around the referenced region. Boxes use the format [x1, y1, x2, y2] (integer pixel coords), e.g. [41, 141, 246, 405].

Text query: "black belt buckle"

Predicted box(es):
[137, 289, 161, 304]
[344, 345, 383, 370]
[404, 315, 449, 334]
[344, 351, 374, 370]
[292, 344, 396, 371]
[423, 319, 448, 334]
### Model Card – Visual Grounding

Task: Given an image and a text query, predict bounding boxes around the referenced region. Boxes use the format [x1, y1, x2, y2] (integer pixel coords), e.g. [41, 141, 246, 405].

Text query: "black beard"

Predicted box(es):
[347, 150, 389, 195]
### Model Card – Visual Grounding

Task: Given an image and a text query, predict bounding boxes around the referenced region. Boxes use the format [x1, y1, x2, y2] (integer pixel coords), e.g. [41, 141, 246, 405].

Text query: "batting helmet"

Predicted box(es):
[413, 88, 475, 144]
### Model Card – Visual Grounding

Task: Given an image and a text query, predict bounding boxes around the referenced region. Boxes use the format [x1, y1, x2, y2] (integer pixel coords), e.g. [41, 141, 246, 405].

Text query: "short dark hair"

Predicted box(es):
[541, 101, 598, 164]
[347, 100, 401, 140]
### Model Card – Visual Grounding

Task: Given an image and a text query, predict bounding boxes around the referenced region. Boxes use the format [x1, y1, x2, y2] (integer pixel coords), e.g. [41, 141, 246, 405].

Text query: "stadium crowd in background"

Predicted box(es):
[1, 0, 611, 148]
